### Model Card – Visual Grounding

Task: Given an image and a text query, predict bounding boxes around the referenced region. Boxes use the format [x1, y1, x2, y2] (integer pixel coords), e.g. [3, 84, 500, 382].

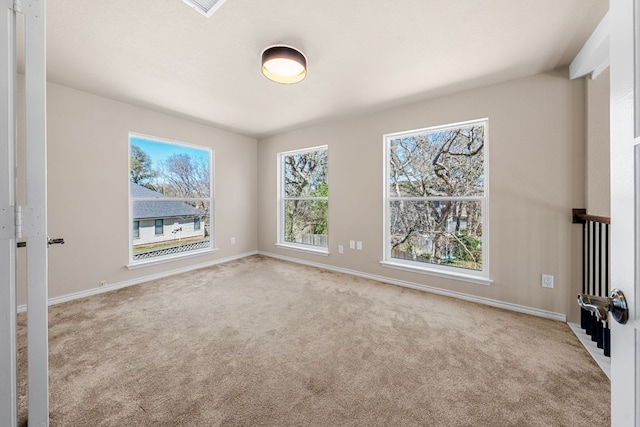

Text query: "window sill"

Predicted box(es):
[380, 260, 493, 286]
[126, 247, 219, 270]
[275, 243, 329, 256]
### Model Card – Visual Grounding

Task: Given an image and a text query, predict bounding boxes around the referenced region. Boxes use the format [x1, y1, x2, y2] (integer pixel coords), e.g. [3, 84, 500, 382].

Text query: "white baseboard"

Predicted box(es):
[18, 249, 567, 325]
[258, 251, 567, 322]
[17, 251, 258, 313]
[567, 322, 611, 380]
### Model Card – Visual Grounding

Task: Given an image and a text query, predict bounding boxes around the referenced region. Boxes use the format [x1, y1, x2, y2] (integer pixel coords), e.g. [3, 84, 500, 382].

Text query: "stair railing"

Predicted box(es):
[572, 208, 611, 357]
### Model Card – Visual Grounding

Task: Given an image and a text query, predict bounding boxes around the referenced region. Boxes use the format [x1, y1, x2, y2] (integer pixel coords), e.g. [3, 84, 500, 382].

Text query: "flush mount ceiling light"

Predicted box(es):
[181, 0, 228, 17]
[261, 45, 307, 84]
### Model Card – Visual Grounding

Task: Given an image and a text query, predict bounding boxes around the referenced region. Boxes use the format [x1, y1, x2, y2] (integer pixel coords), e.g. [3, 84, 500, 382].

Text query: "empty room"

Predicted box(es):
[2, 0, 639, 426]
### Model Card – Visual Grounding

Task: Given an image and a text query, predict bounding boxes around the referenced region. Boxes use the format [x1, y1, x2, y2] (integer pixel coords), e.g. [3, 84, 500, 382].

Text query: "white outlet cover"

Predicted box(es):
[542, 274, 554, 288]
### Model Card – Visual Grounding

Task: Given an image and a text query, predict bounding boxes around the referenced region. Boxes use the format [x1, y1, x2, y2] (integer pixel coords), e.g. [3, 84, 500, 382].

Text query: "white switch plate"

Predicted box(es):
[356, 241, 363, 250]
[338, 245, 344, 254]
[349, 240, 355, 249]
[542, 274, 554, 288]
[231, 237, 236, 245]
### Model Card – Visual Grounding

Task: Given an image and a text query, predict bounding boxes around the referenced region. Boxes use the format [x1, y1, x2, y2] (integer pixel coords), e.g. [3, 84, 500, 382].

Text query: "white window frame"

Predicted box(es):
[276, 145, 329, 256]
[381, 119, 491, 285]
[127, 132, 216, 268]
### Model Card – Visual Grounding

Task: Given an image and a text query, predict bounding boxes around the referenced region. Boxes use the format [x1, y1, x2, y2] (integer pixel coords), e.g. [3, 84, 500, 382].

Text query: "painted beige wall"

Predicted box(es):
[258, 70, 585, 319]
[586, 68, 610, 217]
[18, 70, 590, 320]
[18, 81, 258, 304]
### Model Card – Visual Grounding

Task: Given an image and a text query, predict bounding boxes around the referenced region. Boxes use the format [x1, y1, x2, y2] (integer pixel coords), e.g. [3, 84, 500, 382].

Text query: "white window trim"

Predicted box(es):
[379, 261, 493, 286]
[127, 132, 215, 266]
[277, 145, 329, 255]
[274, 243, 329, 256]
[382, 118, 490, 283]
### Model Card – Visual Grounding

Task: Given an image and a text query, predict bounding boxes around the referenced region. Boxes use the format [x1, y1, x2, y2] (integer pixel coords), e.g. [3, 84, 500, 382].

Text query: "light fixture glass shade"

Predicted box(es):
[261, 46, 307, 84]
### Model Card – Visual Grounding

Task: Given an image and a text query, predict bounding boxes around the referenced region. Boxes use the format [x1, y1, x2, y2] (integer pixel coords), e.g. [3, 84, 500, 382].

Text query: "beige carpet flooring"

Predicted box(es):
[18, 255, 610, 426]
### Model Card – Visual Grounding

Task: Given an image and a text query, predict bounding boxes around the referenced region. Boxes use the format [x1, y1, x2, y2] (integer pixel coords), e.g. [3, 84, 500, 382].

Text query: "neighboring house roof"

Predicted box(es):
[131, 182, 205, 220]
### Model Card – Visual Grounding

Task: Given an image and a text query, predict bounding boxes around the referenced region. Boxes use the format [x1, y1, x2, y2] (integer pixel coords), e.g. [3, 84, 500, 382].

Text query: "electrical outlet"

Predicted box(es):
[541, 274, 554, 288]
[338, 245, 344, 254]
[231, 237, 236, 245]
[349, 240, 355, 249]
[356, 241, 363, 250]
[99, 280, 107, 287]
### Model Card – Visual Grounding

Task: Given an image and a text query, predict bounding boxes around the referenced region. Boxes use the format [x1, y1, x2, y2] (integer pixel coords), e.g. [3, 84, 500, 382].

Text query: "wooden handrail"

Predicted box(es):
[572, 208, 610, 225]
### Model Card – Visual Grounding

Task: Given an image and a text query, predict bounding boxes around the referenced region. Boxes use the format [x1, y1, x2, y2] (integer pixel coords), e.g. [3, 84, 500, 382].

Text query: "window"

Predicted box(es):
[129, 133, 213, 264]
[154, 219, 164, 235]
[383, 119, 489, 282]
[278, 146, 328, 254]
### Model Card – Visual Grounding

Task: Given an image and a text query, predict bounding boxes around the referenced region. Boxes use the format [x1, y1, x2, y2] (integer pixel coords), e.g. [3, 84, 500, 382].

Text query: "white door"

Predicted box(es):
[0, 0, 49, 425]
[0, 4, 19, 424]
[610, 1, 640, 425]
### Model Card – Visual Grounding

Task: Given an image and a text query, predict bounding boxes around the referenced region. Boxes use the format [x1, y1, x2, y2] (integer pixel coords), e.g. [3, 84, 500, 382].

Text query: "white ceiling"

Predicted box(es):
[43, 0, 608, 138]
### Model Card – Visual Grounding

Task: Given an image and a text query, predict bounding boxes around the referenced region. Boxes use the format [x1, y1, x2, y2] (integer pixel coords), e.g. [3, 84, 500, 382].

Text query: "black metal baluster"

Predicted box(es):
[591, 221, 597, 298]
[598, 222, 603, 299]
[604, 223, 610, 357]
[603, 320, 611, 357]
[581, 221, 588, 330]
[605, 223, 609, 296]
[596, 320, 604, 349]
[587, 221, 594, 337]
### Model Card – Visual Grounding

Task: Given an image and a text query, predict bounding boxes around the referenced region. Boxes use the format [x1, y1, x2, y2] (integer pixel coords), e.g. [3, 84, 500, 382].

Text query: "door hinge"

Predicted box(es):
[15, 205, 22, 238]
[3, 206, 45, 245]
[15, 205, 44, 239]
